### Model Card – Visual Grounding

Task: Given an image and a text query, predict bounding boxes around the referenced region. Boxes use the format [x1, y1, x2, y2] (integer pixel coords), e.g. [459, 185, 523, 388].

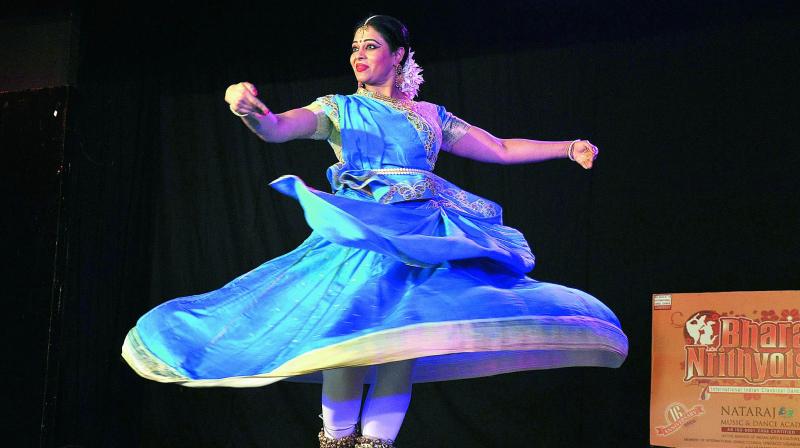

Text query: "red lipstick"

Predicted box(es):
[356, 64, 369, 72]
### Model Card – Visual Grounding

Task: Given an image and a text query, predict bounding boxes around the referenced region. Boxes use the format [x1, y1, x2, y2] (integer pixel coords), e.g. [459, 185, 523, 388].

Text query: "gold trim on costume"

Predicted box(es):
[354, 88, 441, 169]
[303, 103, 333, 140]
[303, 96, 344, 162]
[122, 314, 627, 388]
[441, 112, 471, 151]
[367, 168, 499, 217]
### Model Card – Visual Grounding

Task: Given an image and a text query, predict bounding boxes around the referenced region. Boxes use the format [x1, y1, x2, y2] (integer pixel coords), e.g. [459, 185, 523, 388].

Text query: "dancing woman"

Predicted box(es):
[123, 14, 628, 448]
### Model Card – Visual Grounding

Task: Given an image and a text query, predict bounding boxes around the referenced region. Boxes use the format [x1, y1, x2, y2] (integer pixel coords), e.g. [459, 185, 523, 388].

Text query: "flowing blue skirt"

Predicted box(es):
[122, 176, 628, 387]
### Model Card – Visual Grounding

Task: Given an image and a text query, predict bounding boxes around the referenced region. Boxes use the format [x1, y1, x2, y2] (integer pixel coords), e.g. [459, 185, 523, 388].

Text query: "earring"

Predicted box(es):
[394, 64, 403, 89]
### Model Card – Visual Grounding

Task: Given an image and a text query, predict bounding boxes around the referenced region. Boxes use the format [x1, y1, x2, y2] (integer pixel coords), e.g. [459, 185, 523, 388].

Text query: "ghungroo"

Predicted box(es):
[318, 428, 359, 448]
[355, 435, 396, 448]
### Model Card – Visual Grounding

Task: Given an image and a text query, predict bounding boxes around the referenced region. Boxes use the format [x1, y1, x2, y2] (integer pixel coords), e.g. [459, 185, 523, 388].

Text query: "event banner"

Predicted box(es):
[651, 291, 800, 448]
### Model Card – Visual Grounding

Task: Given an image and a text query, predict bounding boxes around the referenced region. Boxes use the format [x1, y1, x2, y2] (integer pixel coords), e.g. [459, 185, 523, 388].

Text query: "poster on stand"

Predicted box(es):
[651, 291, 800, 448]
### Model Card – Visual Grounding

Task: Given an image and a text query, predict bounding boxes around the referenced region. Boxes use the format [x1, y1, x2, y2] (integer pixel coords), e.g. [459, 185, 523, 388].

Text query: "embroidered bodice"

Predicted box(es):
[302, 89, 501, 219]
[304, 87, 470, 169]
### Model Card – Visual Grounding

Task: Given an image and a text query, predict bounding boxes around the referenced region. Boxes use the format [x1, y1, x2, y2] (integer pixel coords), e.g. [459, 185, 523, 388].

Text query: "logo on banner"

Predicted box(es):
[686, 311, 719, 346]
[655, 402, 705, 436]
[683, 312, 800, 384]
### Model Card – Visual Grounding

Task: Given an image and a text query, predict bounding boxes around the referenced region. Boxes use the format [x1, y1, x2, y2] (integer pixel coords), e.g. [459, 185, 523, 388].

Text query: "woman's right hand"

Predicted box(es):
[225, 82, 271, 117]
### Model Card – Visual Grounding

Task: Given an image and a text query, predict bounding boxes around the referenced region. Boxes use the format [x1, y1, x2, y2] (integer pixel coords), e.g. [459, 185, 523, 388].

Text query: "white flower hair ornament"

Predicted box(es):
[397, 49, 424, 99]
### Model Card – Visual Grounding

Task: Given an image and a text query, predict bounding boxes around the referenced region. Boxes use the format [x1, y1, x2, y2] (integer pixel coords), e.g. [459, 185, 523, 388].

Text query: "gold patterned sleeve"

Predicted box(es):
[438, 105, 472, 152]
[301, 94, 340, 141]
[301, 95, 344, 162]
[301, 103, 332, 140]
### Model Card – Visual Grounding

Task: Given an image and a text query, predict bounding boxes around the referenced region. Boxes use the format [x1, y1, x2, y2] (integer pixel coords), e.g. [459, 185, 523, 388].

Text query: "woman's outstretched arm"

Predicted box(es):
[224, 82, 318, 143]
[448, 125, 598, 169]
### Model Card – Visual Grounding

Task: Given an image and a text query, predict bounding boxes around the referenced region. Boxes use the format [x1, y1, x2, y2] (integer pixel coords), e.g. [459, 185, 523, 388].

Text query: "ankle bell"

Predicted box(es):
[354, 435, 396, 448]
[318, 428, 359, 448]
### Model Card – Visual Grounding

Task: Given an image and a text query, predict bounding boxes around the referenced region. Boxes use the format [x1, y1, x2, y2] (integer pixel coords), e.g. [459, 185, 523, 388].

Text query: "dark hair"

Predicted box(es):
[353, 15, 411, 65]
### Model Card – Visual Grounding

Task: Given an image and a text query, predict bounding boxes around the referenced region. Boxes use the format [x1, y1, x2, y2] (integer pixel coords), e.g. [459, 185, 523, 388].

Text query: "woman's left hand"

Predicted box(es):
[572, 140, 599, 169]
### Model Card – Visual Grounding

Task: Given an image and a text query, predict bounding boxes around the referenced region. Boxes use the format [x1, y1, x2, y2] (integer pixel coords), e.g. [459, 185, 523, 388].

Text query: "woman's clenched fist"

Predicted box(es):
[225, 82, 270, 117]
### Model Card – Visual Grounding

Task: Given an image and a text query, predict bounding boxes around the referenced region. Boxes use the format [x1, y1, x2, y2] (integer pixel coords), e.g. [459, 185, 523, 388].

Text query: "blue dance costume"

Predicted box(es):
[122, 88, 628, 387]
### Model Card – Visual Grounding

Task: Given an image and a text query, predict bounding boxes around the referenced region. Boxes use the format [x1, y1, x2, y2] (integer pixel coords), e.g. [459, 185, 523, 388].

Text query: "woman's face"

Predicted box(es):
[350, 26, 404, 88]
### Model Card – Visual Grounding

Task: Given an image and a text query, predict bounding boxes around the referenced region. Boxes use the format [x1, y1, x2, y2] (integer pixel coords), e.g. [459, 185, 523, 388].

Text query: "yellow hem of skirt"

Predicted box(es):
[122, 314, 627, 388]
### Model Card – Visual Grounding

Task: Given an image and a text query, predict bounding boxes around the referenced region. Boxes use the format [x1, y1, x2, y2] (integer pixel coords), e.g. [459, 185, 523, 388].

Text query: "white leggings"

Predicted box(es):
[321, 359, 415, 441]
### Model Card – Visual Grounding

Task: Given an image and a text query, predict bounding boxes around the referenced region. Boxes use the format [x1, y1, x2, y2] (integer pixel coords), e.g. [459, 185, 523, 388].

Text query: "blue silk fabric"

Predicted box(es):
[122, 91, 628, 387]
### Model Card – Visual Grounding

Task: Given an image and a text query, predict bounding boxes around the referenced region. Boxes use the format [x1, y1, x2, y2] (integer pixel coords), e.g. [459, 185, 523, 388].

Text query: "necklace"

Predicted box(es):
[356, 87, 414, 110]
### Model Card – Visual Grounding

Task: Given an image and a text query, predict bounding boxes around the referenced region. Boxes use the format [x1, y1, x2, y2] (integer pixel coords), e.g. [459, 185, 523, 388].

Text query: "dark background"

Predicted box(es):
[3, 0, 799, 446]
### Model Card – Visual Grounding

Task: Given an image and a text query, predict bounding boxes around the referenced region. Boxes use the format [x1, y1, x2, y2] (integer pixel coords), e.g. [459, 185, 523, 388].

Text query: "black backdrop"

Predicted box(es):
[22, 1, 800, 446]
